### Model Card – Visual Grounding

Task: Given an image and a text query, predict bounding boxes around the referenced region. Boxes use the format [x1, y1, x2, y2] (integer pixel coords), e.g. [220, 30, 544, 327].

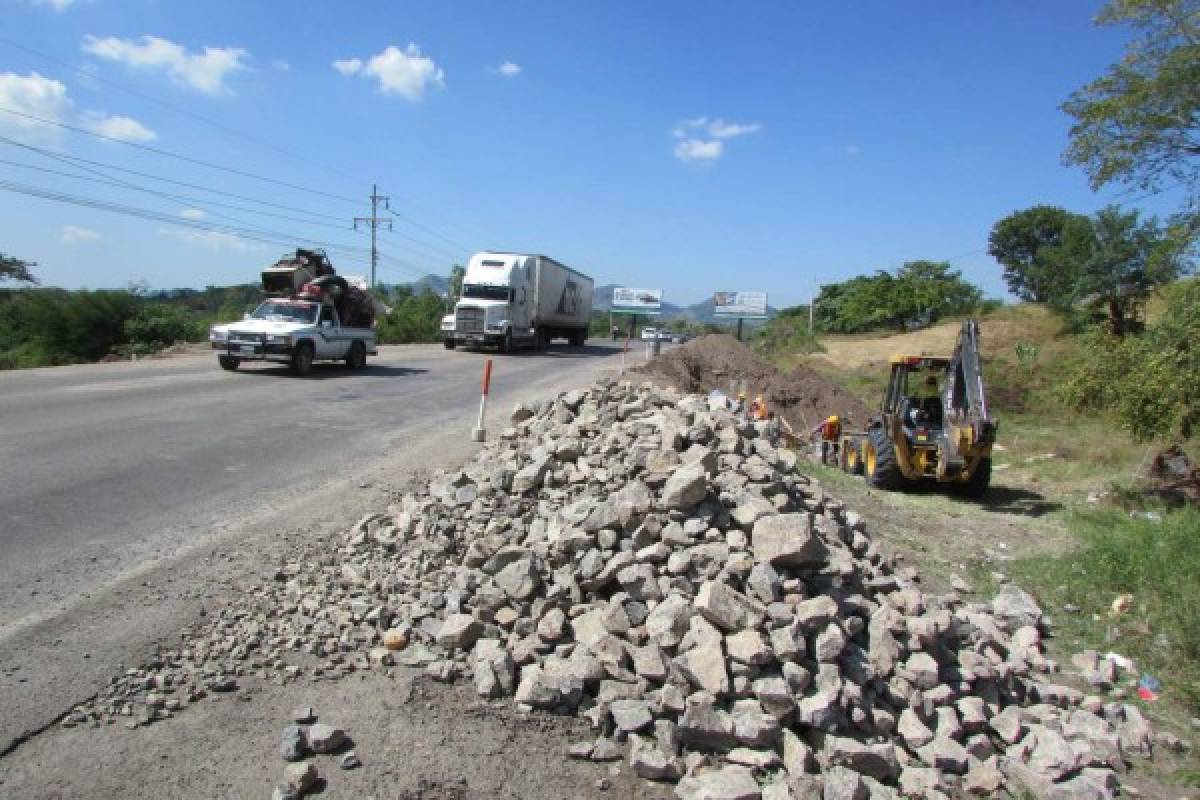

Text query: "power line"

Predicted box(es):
[0, 152, 359, 233]
[0, 138, 355, 223]
[0, 106, 363, 205]
[0, 178, 381, 260]
[0, 36, 368, 190]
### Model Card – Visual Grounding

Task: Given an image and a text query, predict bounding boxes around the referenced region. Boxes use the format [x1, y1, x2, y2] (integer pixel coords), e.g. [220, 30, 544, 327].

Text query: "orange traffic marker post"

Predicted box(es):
[472, 358, 493, 442]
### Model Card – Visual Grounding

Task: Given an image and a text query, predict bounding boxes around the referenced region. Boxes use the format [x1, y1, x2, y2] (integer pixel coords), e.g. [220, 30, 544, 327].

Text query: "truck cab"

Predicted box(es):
[209, 298, 377, 376]
[442, 251, 592, 353]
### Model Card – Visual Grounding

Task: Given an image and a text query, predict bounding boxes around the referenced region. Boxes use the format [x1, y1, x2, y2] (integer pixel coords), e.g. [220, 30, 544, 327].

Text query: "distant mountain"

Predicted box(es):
[592, 284, 775, 323]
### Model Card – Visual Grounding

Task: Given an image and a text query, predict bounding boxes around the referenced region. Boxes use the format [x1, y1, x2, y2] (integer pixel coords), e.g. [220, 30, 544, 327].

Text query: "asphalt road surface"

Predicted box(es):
[0, 341, 623, 755]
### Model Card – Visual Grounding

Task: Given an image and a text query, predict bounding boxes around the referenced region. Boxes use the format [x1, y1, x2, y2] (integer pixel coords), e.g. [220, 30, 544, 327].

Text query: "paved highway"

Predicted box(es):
[0, 341, 621, 754]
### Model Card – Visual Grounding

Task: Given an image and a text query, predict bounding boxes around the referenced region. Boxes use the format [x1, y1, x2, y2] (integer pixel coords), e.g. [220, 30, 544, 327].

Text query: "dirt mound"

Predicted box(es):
[635, 334, 871, 432]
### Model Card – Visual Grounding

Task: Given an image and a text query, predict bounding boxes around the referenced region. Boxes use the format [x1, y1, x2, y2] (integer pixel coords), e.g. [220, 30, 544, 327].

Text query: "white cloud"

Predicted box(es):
[709, 119, 761, 139]
[30, 0, 79, 11]
[158, 227, 262, 252]
[497, 62, 521, 77]
[0, 71, 157, 146]
[178, 208, 207, 220]
[82, 111, 157, 142]
[271, 59, 291, 72]
[334, 44, 445, 101]
[331, 58, 362, 76]
[61, 224, 100, 244]
[0, 72, 72, 141]
[670, 115, 760, 162]
[674, 138, 724, 162]
[81, 34, 248, 95]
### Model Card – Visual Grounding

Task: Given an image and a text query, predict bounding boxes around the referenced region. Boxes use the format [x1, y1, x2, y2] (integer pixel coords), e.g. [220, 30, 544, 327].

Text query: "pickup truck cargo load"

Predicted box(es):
[441, 251, 594, 353]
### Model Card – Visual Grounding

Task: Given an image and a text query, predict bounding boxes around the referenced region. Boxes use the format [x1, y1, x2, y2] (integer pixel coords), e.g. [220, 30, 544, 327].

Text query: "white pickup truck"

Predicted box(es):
[209, 298, 377, 376]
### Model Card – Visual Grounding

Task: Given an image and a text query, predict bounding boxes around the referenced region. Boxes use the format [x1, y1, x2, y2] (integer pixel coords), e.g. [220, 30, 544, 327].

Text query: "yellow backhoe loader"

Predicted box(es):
[838, 319, 996, 497]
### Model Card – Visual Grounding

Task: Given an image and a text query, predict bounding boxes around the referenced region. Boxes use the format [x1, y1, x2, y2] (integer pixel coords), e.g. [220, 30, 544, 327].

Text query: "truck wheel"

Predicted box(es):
[956, 456, 992, 499]
[345, 340, 367, 369]
[218, 354, 240, 371]
[290, 342, 314, 376]
[443, 339, 456, 350]
[501, 330, 513, 354]
[863, 426, 903, 489]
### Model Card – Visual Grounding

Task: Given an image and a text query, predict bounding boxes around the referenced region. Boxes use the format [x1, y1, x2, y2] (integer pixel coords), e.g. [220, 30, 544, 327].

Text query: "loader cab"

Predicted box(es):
[883, 356, 949, 432]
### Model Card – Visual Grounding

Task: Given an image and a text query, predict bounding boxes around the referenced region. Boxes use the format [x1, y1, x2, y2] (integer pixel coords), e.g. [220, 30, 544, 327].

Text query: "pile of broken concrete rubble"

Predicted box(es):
[76, 379, 1163, 799]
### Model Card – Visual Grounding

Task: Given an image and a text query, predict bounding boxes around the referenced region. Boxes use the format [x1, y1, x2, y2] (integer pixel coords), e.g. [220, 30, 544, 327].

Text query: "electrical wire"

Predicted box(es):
[0, 106, 363, 205]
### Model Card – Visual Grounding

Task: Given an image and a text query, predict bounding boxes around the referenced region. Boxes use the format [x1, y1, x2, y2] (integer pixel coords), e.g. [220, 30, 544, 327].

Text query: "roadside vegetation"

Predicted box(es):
[0, 257, 460, 369]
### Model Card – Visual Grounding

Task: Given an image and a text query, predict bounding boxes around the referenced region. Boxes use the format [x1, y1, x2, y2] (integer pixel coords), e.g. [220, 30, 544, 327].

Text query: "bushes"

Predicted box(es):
[0, 289, 142, 366]
[124, 304, 206, 351]
[1063, 279, 1200, 440]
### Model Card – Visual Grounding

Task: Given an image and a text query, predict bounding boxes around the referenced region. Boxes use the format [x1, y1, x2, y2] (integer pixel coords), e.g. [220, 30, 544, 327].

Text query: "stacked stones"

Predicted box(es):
[74, 379, 1156, 799]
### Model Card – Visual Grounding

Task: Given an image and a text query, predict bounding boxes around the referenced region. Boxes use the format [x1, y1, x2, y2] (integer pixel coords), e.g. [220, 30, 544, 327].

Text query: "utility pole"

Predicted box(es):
[808, 281, 816, 336]
[354, 184, 391, 287]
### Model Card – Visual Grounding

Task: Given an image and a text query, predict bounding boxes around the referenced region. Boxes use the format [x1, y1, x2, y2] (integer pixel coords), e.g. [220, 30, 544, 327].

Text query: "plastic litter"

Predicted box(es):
[1137, 674, 1161, 702]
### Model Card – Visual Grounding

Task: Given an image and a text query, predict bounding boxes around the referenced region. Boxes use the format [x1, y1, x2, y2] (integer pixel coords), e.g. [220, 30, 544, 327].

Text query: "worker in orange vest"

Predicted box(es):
[811, 414, 842, 464]
[748, 395, 768, 420]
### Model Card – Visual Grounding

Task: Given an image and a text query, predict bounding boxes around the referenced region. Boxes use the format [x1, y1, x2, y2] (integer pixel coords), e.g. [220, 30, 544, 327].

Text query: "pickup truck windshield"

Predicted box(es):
[462, 284, 511, 301]
[251, 300, 318, 323]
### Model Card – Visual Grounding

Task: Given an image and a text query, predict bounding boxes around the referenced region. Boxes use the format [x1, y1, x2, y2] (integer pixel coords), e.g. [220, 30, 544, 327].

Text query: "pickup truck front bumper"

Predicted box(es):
[213, 341, 293, 361]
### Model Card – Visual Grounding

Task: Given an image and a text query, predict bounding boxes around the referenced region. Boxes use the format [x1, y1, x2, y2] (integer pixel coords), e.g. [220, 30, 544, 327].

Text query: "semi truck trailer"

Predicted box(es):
[441, 251, 593, 352]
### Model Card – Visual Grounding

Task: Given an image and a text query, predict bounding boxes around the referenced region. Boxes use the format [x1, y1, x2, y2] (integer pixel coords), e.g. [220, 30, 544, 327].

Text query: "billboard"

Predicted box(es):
[612, 287, 663, 314]
[713, 291, 768, 318]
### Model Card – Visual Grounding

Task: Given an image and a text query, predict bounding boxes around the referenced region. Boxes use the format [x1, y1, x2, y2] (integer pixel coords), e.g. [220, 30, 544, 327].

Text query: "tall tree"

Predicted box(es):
[1061, 0, 1200, 242]
[1076, 205, 1183, 334]
[0, 253, 38, 284]
[987, 206, 1093, 304]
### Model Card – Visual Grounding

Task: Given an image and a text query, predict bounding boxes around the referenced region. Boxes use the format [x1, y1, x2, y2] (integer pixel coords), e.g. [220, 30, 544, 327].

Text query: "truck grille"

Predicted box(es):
[456, 307, 485, 334]
[228, 331, 265, 345]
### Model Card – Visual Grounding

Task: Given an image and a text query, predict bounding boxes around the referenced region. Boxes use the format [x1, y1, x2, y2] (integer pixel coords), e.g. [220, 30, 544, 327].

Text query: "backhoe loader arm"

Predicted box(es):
[943, 318, 995, 447]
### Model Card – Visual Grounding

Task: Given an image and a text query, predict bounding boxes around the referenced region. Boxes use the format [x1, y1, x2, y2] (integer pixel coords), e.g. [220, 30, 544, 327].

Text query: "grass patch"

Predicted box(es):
[1011, 505, 1200, 713]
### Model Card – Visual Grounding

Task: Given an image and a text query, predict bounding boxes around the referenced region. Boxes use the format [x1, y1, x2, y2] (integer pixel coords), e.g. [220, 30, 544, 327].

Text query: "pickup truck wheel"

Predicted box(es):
[290, 342, 314, 376]
[345, 340, 367, 370]
[218, 354, 240, 371]
[443, 339, 456, 350]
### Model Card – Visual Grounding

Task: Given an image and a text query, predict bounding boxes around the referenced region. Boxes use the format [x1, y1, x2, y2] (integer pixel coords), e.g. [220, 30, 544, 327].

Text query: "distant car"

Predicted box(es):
[640, 327, 658, 340]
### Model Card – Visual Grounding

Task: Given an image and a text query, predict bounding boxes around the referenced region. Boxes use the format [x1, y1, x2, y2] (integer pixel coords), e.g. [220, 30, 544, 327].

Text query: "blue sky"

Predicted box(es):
[0, 0, 1187, 307]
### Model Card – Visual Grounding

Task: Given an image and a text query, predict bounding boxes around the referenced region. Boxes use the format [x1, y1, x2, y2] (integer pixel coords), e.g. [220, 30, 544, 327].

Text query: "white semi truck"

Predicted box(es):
[441, 251, 593, 352]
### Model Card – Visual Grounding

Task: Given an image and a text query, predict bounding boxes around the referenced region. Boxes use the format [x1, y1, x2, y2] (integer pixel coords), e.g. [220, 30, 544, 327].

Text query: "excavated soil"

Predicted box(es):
[635, 335, 872, 433]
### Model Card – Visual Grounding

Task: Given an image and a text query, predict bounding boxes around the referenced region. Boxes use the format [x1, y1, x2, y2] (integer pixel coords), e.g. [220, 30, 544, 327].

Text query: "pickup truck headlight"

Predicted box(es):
[209, 327, 227, 341]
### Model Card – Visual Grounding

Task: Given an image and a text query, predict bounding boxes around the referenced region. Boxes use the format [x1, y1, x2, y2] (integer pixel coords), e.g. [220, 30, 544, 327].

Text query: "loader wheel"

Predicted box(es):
[345, 340, 367, 370]
[290, 342, 314, 377]
[957, 456, 992, 499]
[218, 354, 240, 371]
[863, 426, 903, 489]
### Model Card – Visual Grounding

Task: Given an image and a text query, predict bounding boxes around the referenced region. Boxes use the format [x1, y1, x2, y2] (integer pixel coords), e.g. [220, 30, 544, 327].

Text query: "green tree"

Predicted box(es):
[1076, 205, 1183, 333]
[987, 206, 1094, 304]
[814, 263, 983, 333]
[1, 253, 38, 284]
[1061, 0, 1200, 242]
[1064, 278, 1200, 439]
[894, 260, 983, 327]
